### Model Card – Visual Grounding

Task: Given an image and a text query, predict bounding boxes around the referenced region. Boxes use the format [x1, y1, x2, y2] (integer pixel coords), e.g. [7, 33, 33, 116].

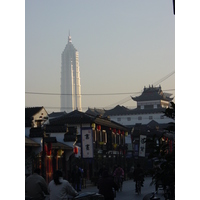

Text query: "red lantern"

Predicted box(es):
[47, 143, 52, 151]
[113, 129, 116, 133]
[97, 125, 101, 131]
[118, 130, 121, 134]
[74, 147, 78, 154]
[122, 131, 124, 135]
[45, 143, 52, 156]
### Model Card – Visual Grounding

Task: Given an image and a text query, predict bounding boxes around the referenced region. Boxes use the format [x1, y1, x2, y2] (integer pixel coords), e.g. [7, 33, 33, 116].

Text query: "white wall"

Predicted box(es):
[110, 113, 174, 126]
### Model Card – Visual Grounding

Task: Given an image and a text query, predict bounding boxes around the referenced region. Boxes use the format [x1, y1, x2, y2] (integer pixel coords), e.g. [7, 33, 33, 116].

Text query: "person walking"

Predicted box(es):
[48, 170, 78, 200]
[113, 165, 124, 191]
[78, 166, 84, 191]
[97, 170, 118, 200]
[133, 163, 144, 193]
[25, 168, 48, 200]
[71, 165, 82, 191]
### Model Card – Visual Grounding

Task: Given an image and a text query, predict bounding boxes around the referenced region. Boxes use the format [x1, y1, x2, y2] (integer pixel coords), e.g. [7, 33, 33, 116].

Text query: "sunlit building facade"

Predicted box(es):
[60, 34, 82, 112]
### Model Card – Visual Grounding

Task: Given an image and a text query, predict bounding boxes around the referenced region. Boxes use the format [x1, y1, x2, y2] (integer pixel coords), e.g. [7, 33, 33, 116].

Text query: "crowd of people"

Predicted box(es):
[25, 163, 144, 200]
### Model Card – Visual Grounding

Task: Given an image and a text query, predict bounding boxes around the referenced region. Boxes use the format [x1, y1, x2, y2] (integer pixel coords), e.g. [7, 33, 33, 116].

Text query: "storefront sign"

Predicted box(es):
[139, 135, 146, 157]
[81, 127, 94, 158]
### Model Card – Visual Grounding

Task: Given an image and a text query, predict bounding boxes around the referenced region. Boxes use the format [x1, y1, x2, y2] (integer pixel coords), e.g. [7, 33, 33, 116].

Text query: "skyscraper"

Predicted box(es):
[60, 33, 82, 112]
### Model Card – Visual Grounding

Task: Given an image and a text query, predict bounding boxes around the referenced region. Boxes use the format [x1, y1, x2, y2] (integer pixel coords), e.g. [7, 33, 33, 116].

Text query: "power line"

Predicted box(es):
[25, 88, 175, 96]
[153, 71, 175, 86]
[25, 91, 141, 96]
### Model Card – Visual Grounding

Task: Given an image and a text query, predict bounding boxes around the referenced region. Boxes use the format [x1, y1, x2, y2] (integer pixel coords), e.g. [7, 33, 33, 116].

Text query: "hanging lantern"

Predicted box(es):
[73, 147, 78, 154]
[57, 149, 63, 156]
[47, 143, 52, 151]
[91, 123, 96, 129]
[97, 125, 101, 131]
[118, 130, 121, 134]
[46, 143, 52, 156]
[125, 132, 128, 136]
[113, 128, 116, 134]
[122, 131, 124, 135]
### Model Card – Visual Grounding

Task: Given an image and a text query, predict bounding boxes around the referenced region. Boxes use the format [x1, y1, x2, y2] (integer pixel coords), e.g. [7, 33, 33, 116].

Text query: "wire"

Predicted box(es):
[153, 71, 175, 86]
[25, 89, 175, 96]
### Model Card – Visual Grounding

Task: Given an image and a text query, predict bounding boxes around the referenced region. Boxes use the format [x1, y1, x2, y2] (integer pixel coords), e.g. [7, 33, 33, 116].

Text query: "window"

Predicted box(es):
[117, 118, 121, 122]
[149, 116, 153, 120]
[127, 117, 131, 121]
[138, 116, 142, 120]
[160, 115, 164, 119]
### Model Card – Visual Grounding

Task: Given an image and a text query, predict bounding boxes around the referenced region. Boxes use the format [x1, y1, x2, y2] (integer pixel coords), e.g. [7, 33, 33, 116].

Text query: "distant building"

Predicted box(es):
[86, 85, 174, 128]
[60, 33, 82, 112]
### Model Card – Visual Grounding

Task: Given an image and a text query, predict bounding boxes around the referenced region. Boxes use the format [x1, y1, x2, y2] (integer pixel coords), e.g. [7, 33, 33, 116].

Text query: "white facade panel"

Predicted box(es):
[110, 113, 174, 126]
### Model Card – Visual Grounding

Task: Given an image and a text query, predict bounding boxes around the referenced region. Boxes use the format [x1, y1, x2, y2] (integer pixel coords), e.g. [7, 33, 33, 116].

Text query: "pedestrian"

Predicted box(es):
[48, 170, 78, 200]
[113, 165, 124, 191]
[97, 170, 118, 200]
[71, 165, 82, 191]
[78, 166, 84, 191]
[133, 163, 144, 193]
[25, 168, 48, 200]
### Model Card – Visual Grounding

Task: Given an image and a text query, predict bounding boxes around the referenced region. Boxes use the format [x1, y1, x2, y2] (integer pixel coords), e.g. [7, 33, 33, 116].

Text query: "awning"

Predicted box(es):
[25, 137, 40, 147]
[52, 142, 73, 150]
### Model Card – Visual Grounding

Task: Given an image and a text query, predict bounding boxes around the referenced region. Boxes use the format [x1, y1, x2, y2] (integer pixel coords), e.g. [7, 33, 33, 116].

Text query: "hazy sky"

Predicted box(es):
[25, 0, 175, 113]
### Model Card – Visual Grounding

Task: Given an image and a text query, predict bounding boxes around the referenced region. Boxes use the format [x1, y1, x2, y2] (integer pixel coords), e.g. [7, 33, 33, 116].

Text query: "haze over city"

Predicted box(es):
[25, 0, 175, 113]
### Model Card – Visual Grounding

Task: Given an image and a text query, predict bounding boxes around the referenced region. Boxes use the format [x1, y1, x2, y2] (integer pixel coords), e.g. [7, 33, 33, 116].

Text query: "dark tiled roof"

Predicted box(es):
[85, 108, 105, 117]
[131, 86, 173, 102]
[50, 110, 93, 125]
[25, 137, 40, 147]
[104, 105, 129, 116]
[49, 110, 128, 131]
[48, 111, 66, 118]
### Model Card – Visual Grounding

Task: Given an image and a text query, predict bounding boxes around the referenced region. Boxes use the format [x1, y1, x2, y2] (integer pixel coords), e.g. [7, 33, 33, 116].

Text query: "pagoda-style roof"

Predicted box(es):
[131, 86, 173, 102]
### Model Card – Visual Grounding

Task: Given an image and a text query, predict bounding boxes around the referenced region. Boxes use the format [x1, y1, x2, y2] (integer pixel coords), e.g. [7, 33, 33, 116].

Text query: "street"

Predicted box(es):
[80, 176, 165, 200]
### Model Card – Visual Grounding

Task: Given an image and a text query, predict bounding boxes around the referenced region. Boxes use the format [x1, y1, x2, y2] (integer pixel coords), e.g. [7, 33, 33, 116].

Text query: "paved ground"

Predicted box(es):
[44, 176, 165, 200]
[80, 176, 165, 200]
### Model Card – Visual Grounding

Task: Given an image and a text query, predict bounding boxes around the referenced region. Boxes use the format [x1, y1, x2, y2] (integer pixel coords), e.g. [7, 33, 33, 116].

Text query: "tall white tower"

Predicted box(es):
[60, 33, 82, 112]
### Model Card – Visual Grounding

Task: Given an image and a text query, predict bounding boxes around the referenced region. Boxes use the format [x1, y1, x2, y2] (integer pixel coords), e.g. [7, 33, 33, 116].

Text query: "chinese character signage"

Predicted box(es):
[81, 128, 94, 158]
[139, 135, 146, 157]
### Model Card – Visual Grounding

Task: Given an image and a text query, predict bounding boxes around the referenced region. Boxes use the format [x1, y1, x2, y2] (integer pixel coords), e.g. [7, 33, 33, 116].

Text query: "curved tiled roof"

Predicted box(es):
[49, 110, 128, 131]
[131, 86, 173, 102]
